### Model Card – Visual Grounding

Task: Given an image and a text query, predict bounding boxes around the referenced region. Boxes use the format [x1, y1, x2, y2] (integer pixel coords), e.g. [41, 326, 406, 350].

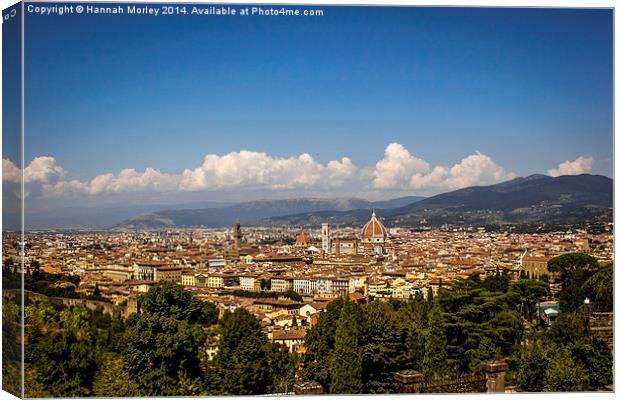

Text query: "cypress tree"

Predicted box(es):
[329, 299, 363, 394]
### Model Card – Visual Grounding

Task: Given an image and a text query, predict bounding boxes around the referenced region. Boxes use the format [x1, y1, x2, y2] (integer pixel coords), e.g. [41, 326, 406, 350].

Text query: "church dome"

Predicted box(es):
[361, 210, 387, 239]
[295, 231, 309, 246]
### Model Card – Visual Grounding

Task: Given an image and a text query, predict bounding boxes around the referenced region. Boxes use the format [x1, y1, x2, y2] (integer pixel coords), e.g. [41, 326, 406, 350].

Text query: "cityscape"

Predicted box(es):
[1, 2, 614, 398]
[2, 205, 615, 395]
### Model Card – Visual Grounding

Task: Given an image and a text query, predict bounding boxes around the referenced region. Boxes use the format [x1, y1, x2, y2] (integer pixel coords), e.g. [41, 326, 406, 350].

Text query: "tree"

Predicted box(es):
[139, 281, 217, 325]
[582, 266, 613, 312]
[121, 313, 206, 396]
[398, 295, 427, 372]
[360, 301, 407, 393]
[514, 309, 613, 392]
[547, 253, 601, 312]
[265, 343, 297, 394]
[430, 274, 522, 374]
[2, 300, 22, 397]
[570, 339, 613, 390]
[513, 340, 553, 392]
[260, 278, 271, 291]
[546, 307, 589, 345]
[93, 284, 102, 299]
[302, 298, 343, 389]
[509, 278, 550, 322]
[206, 308, 294, 395]
[31, 259, 41, 274]
[483, 270, 510, 292]
[329, 299, 363, 394]
[542, 346, 589, 392]
[422, 307, 450, 379]
[92, 356, 139, 397]
[26, 329, 98, 397]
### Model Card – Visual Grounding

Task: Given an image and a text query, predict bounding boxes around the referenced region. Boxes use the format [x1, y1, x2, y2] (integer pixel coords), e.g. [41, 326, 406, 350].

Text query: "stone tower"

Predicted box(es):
[321, 223, 330, 254]
[233, 220, 242, 250]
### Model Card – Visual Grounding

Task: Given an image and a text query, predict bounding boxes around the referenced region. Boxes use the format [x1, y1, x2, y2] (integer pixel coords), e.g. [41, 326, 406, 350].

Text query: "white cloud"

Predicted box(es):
[43, 168, 178, 196]
[326, 157, 358, 186]
[3, 156, 66, 184]
[179, 150, 357, 191]
[8, 145, 522, 198]
[2, 159, 20, 183]
[38, 150, 359, 196]
[547, 156, 593, 177]
[372, 143, 430, 189]
[373, 144, 515, 191]
[24, 156, 66, 183]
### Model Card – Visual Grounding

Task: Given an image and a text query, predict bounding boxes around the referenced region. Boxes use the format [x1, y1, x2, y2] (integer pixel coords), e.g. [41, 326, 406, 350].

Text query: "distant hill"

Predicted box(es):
[25, 201, 232, 230]
[371, 196, 426, 209]
[112, 196, 425, 230]
[259, 174, 613, 229]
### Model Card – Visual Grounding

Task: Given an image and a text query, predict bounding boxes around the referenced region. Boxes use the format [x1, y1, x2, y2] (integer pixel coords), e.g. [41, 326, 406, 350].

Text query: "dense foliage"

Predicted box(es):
[303, 270, 613, 394]
[3, 265, 108, 302]
[547, 253, 609, 312]
[21, 281, 294, 397]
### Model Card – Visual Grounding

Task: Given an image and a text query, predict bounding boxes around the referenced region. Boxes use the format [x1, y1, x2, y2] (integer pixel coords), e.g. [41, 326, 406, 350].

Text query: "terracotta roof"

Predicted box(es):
[296, 231, 310, 246]
[361, 211, 387, 239]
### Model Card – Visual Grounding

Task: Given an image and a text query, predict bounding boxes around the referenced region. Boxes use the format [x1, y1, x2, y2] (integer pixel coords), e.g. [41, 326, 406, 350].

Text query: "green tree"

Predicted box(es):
[422, 307, 450, 379]
[570, 339, 613, 390]
[302, 298, 343, 389]
[206, 308, 294, 395]
[547, 253, 601, 312]
[513, 339, 553, 392]
[542, 346, 589, 392]
[121, 313, 206, 396]
[360, 301, 407, 393]
[139, 281, 217, 324]
[431, 275, 522, 373]
[92, 355, 139, 397]
[26, 330, 98, 397]
[260, 278, 271, 291]
[582, 266, 613, 312]
[2, 300, 22, 397]
[509, 278, 550, 322]
[329, 299, 363, 394]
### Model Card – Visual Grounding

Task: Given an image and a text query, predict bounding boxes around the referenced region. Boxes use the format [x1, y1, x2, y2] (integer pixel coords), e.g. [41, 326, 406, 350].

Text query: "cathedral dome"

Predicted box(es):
[295, 231, 309, 246]
[361, 210, 387, 240]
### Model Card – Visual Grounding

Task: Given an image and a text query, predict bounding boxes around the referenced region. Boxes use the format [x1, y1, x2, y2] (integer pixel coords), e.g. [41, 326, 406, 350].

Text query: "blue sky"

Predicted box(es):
[6, 4, 614, 210]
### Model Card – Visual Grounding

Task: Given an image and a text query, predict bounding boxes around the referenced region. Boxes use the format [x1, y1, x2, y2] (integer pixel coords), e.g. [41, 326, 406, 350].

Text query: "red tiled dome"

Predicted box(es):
[361, 211, 387, 239]
[296, 231, 309, 246]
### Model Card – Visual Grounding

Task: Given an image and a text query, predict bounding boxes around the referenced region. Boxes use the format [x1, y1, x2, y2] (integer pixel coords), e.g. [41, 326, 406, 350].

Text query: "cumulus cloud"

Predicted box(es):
[547, 156, 593, 177]
[179, 151, 357, 191]
[372, 143, 430, 189]
[2, 159, 20, 183]
[43, 168, 178, 196]
[3, 156, 65, 184]
[35, 150, 359, 196]
[7, 145, 522, 198]
[24, 156, 65, 183]
[410, 152, 516, 190]
[372, 144, 515, 191]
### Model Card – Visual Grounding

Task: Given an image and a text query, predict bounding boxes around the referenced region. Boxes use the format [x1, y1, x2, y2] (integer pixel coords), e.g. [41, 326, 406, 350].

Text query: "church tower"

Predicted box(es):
[321, 223, 331, 254]
[233, 220, 243, 250]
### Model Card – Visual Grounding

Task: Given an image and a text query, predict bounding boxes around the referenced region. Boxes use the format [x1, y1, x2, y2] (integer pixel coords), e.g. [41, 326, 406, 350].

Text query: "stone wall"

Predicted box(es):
[589, 312, 613, 348]
[3, 289, 136, 319]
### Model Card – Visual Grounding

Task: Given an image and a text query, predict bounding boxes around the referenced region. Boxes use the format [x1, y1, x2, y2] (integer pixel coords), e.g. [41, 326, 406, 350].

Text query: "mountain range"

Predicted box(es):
[113, 196, 424, 230]
[112, 174, 612, 230]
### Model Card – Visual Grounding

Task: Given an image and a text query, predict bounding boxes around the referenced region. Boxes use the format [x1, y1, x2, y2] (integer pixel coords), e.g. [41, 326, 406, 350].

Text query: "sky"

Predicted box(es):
[2, 4, 614, 218]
